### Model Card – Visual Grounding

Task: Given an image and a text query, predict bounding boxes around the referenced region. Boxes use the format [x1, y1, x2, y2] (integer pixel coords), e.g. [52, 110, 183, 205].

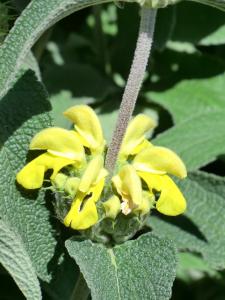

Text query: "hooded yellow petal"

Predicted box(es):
[112, 164, 142, 211]
[78, 155, 104, 193]
[133, 146, 187, 179]
[103, 195, 121, 219]
[64, 105, 105, 154]
[89, 178, 105, 203]
[64, 193, 98, 230]
[16, 153, 74, 189]
[64, 177, 80, 198]
[134, 191, 154, 215]
[120, 114, 156, 158]
[130, 139, 153, 156]
[138, 172, 186, 216]
[30, 127, 85, 161]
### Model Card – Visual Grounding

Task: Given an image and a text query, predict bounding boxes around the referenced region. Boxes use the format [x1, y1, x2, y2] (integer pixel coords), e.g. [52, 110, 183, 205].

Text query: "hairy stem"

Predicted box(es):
[105, 7, 157, 173]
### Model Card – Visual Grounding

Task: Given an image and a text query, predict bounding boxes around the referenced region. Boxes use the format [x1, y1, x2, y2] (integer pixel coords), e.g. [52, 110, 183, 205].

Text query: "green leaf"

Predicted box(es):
[153, 110, 225, 170]
[191, 0, 225, 12]
[66, 233, 177, 300]
[0, 69, 58, 281]
[148, 171, 225, 269]
[0, 219, 41, 300]
[0, 0, 135, 98]
[177, 252, 219, 282]
[148, 73, 225, 124]
[147, 62, 225, 171]
[172, 2, 225, 45]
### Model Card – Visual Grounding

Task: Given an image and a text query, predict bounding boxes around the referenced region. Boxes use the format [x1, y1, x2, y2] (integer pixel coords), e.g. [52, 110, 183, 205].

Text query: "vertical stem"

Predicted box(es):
[70, 272, 90, 300]
[105, 7, 157, 173]
[93, 5, 111, 74]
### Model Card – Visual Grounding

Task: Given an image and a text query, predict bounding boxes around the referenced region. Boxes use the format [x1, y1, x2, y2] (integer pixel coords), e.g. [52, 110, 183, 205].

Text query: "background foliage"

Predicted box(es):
[1, 0, 225, 299]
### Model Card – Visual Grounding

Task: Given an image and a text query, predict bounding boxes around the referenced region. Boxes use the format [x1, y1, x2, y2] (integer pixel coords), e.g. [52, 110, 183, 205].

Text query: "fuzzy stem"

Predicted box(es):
[105, 7, 157, 173]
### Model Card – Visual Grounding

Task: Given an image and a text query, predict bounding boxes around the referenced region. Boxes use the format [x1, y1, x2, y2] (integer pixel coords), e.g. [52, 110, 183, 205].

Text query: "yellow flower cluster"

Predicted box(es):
[17, 105, 187, 231]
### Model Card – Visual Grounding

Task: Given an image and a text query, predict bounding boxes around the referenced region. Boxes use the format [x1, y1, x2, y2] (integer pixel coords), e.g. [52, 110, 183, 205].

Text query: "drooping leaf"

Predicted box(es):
[0, 219, 41, 300]
[0, 69, 58, 281]
[147, 73, 225, 124]
[66, 233, 177, 300]
[152, 110, 225, 170]
[147, 61, 225, 170]
[148, 171, 225, 269]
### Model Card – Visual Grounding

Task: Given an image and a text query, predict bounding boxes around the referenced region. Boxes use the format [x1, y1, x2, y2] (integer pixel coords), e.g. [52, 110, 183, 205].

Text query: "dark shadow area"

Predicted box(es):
[152, 211, 208, 243]
[172, 276, 225, 300]
[146, 49, 225, 92]
[201, 157, 225, 177]
[15, 181, 40, 200]
[132, 226, 151, 241]
[42, 62, 115, 99]
[171, 2, 225, 44]
[0, 70, 51, 148]
[0, 264, 25, 300]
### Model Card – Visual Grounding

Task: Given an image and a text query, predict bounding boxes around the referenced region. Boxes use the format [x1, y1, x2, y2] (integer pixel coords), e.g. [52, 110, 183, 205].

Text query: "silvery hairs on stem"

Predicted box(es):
[105, 7, 157, 174]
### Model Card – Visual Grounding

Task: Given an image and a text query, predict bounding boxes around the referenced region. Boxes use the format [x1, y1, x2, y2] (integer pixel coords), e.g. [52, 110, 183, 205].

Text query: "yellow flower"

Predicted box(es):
[63, 105, 105, 154]
[112, 115, 187, 217]
[16, 105, 107, 230]
[112, 164, 143, 215]
[103, 195, 121, 220]
[119, 114, 156, 159]
[17, 104, 187, 233]
[64, 155, 107, 230]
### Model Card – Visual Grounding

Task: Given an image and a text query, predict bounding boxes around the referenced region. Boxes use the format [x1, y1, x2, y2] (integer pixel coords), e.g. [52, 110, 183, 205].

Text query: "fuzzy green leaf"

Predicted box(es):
[147, 73, 225, 124]
[66, 233, 177, 300]
[0, 219, 41, 300]
[153, 111, 225, 170]
[149, 72, 225, 171]
[0, 69, 58, 282]
[148, 172, 225, 269]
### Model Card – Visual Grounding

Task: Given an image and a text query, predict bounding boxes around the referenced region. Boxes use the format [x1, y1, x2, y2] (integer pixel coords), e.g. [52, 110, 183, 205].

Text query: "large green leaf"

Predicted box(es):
[0, 69, 58, 282]
[153, 110, 225, 170]
[148, 73, 225, 170]
[0, 0, 135, 99]
[148, 171, 225, 269]
[66, 233, 177, 300]
[0, 219, 41, 300]
[147, 73, 225, 124]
